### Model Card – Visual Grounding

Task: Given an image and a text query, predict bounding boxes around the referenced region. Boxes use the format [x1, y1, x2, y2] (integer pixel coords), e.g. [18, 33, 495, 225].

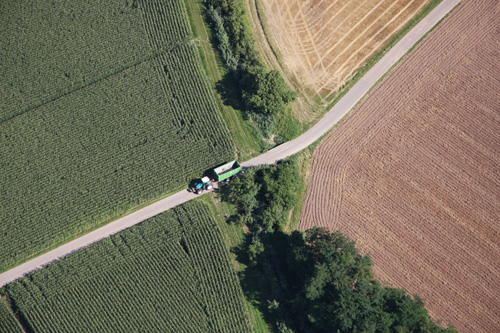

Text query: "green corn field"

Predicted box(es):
[0, 0, 192, 122]
[0, 0, 235, 270]
[4, 201, 251, 332]
[0, 297, 23, 333]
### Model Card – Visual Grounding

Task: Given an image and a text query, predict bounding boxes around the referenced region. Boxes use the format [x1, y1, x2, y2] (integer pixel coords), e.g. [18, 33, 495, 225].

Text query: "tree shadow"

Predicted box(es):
[232, 233, 280, 332]
[213, 184, 230, 202]
[215, 71, 246, 117]
[226, 213, 240, 225]
[233, 230, 310, 332]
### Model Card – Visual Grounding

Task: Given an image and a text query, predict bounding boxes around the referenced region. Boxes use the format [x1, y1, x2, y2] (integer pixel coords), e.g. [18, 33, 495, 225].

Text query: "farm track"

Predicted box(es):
[0, 0, 460, 287]
[300, 0, 500, 331]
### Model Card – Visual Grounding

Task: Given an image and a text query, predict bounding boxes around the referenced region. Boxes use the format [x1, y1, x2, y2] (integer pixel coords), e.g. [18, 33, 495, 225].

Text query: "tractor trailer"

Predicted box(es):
[213, 160, 241, 181]
[193, 160, 242, 194]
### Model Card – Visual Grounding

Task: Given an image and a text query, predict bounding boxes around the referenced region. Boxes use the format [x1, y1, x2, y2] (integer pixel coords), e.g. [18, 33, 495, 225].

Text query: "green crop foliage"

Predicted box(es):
[4, 201, 251, 332]
[0, 0, 191, 122]
[0, 297, 23, 333]
[0, 0, 235, 271]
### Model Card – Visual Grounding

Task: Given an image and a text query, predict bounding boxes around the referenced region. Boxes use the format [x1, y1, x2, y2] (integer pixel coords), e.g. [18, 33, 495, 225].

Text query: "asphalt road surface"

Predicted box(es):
[0, 0, 461, 287]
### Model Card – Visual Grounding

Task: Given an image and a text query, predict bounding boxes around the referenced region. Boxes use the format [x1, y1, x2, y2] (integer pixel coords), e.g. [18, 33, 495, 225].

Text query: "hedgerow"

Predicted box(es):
[204, 0, 297, 137]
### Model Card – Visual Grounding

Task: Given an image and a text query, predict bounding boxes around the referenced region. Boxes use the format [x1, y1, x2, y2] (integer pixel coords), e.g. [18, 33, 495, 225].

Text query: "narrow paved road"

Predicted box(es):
[0, 0, 460, 287]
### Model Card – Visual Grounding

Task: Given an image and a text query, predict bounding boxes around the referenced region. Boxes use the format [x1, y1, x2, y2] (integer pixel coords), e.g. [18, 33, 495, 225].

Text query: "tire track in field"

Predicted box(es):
[282, 2, 316, 75]
[308, 0, 343, 41]
[0, 40, 192, 126]
[308, 0, 369, 92]
[326, 0, 426, 98]
[309, 0, 380, 92]
[318, 0, 393, 65]
[297, 2, 325, 70]
[319, 0, 421, 92]
[308, 0, 364, 51]
[258, 0, 431, 102]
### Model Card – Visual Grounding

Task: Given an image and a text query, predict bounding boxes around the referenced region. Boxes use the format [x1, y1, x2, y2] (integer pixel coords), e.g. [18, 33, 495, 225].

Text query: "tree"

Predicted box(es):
[262, 161, 299, 210]
[240, 68, 297, 116]
[207, 5, 238, 71]
[290, 228, 455, 332]
[222, 168, 260, 215]
[248, 239, 264, 266]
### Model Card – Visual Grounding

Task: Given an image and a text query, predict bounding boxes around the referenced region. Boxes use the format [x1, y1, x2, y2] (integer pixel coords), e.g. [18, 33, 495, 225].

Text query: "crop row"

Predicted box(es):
[140, 0, 193, 50]
[0, 297, 22, 333]
[175, 205, 252, 332]
[5, 202, 251, 332]
[155, 44, 235, 149]
[1, 0, 155, 121]
[0, 39, 234, 270]
[1, 0, 198, 122]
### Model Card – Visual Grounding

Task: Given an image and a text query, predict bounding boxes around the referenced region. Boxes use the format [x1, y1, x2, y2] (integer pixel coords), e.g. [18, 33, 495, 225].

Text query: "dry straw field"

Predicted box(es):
[255, 0, 431, 101]
[301, 0, 500, 331]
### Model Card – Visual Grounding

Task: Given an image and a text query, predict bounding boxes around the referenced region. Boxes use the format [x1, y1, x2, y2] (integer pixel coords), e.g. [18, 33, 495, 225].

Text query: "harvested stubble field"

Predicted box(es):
[300, 0, 500, 331]
[255, 0, 431, 102]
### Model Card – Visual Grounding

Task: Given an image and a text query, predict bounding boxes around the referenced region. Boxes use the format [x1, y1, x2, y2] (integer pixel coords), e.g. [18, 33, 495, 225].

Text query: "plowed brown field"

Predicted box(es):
[254, 0, 431, 101]
[300, 0, 500, 332]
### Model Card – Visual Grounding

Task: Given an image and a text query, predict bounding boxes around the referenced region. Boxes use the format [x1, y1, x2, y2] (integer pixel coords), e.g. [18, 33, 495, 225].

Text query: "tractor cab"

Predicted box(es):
[194, 176, 213, 194]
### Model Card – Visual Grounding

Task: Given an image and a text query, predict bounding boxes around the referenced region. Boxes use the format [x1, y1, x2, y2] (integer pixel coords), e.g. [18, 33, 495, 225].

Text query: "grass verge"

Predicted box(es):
[184, 0, 263, 160]
[287, 149, 314, 231]
[199, 193, 275, 332]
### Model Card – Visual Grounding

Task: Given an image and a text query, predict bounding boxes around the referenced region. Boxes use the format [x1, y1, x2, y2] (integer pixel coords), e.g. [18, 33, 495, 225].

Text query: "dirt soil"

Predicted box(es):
[255, 0, 430, 104]
[300, 0, 500, 331]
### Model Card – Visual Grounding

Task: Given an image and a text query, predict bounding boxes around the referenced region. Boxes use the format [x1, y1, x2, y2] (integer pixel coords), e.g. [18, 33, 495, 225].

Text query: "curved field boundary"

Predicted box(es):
[300, 0, 500, 331]
[242, 0, 460, 168]
[0, 0, 460, 287]
[256, 0, 433, 101]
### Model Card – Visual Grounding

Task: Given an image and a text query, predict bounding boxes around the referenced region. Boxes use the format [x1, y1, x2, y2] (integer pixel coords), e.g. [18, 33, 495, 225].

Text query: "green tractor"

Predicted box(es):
[194, 176, 213, 194]
[192, 161, 242, 195]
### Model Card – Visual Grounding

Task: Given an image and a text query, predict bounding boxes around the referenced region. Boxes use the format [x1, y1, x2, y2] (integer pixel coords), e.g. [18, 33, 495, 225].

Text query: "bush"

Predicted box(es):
[204, 0, 296, 137]
[206, 5, 238, 71]
[240, 67, 297, 117]
[222, 160, 299, 233]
